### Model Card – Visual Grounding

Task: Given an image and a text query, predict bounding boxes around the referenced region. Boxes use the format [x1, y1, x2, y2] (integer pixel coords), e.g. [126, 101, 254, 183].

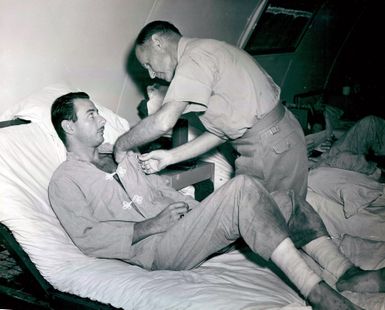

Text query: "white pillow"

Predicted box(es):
[0, 83, 130, 144]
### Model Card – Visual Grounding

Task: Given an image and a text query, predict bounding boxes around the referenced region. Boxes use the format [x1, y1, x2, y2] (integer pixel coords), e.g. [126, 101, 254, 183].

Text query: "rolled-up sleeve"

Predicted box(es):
[48, 177, 134, 260]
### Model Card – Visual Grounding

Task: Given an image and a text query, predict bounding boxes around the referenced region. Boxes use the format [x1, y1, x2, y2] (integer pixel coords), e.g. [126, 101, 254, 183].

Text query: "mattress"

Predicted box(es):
[0, 120, 307, 309]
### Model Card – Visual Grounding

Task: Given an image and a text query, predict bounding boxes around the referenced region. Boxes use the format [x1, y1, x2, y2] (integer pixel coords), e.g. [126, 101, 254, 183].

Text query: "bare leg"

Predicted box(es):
[308, 281, 363, 310]
[336, 266, 385, 293]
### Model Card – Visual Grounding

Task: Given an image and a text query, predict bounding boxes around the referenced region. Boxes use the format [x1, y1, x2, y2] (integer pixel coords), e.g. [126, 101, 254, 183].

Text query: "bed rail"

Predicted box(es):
[0, 223, 120, 309]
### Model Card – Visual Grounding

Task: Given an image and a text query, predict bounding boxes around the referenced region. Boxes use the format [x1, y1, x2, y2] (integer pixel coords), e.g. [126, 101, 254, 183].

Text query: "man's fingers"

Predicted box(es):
[170, 201, 188, 208]
[138, 153, 152, 161]
[164, 202, 190, 221]
[139, 159, 158, 174]
[170, 202, 190, 214]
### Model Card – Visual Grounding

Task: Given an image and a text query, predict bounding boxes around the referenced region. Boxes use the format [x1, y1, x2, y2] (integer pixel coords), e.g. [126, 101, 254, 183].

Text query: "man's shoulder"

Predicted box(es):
[183, 37, 225, 51]
[50, 159, 88, 184]
[180, 37, 235, 65]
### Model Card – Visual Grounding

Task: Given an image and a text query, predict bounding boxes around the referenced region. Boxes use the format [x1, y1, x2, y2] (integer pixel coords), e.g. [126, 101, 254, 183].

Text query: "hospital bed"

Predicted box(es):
[1, 84, 384, 309]
[0, 84, 308, 309]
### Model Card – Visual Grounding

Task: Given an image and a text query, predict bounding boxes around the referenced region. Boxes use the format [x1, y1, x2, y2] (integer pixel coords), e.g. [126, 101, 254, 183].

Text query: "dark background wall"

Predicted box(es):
[256, 0, 384, 120]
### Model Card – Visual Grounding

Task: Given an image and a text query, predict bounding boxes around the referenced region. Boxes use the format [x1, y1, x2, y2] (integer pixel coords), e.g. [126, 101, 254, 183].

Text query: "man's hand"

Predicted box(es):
[306, 139, 316, 157]
[154, 201, 190, 231]
[133, 201, 190, 244]
[317, 139, 333, 152]
[139, 150, 172, 174]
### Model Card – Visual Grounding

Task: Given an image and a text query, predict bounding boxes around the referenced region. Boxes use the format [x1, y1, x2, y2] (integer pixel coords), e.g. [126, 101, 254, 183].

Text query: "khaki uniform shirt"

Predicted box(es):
[164, 37, 280, 140]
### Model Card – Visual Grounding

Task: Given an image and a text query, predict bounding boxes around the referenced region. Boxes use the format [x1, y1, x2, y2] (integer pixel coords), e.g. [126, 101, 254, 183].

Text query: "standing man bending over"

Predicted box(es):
[49, 92, 384, 309]
[112, 21, 384, 292]
[114, 20, 307, 197]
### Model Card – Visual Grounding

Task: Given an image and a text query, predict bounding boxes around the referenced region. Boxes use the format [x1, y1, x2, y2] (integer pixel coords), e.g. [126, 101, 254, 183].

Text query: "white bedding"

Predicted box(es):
[308, 167, 384, 218]
[2, 84, 384, 309]
[0, 88, 307, 309]
[306, 167, 385, 309]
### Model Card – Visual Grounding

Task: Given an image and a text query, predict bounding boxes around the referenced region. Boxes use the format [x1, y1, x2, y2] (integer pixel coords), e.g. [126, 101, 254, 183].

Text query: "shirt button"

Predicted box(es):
[122, 201, 132, 210]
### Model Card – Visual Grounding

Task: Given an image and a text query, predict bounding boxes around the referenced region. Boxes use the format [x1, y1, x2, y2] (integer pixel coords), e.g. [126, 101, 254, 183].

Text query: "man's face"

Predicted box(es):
[135, 40, 176, 82]
[72, 99, 106, 147]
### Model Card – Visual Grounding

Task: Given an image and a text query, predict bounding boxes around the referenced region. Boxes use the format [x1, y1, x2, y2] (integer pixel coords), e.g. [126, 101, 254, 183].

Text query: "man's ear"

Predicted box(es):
[151, 33, 163, 49]
[61, 120, 74, 135]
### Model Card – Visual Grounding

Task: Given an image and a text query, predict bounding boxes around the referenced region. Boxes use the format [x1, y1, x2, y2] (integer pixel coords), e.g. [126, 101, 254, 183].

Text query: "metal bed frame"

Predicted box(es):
[0, 223, 119, 309]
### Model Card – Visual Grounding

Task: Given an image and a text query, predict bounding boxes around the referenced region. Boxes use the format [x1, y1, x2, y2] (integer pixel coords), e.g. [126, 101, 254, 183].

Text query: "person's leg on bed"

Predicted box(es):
[290, 197, 385, 294]
[274, 192, 354, 279]
[302, 235, 385, 292]
[152, 175, 288, 271]
[327, 115, 385, 158]
[336, 266, 385, 293]
[272, 191, 385, 294]
[304, 237, 385, 293]
[271, 238, 362, 310]
[153, 175, 362, 309]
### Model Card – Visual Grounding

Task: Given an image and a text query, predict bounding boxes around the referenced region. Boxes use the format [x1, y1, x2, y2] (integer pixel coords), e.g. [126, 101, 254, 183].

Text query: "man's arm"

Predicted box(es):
[49, 176, 190, 257]
[114, 100, 189, 162]
[132, 201, 190, 244]
[49, 177, 135, 260]
[139, 131, 226, 174]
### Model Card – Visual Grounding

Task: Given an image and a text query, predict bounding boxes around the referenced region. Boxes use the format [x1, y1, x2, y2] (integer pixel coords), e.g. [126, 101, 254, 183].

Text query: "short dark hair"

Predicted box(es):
[51, 92, 89, 145]
[135, 20, 181, 46]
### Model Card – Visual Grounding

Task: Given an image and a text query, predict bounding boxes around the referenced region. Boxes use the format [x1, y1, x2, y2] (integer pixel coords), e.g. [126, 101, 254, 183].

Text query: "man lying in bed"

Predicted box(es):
[307, 113, 385, 177]
[48, 92, 384, 310]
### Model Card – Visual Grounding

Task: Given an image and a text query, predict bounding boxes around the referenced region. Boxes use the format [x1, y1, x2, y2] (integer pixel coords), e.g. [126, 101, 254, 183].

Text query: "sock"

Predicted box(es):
[303, 236, 353, 280]
[271, 237, 321, 298]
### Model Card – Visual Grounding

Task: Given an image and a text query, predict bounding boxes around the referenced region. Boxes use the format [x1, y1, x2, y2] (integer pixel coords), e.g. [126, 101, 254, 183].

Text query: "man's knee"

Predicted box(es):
[288, 197, 329, 247]
[271, 190, 293, 223]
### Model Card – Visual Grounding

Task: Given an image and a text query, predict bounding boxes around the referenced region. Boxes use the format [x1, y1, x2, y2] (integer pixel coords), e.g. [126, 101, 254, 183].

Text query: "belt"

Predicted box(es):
[250, 103, 286, 135]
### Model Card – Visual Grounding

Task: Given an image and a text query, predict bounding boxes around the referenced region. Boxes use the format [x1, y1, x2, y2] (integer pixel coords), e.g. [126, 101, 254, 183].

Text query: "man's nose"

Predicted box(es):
[99, 115, 106, 125]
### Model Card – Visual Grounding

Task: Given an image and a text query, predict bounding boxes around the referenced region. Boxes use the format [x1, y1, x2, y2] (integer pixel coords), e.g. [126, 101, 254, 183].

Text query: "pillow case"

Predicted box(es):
[0, 83, 130, 144]
[308, 167, 384, 218]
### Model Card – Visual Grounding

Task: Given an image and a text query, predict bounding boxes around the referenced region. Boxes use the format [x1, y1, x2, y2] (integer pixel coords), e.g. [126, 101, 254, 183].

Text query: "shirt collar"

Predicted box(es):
[177, 37, 190, 62]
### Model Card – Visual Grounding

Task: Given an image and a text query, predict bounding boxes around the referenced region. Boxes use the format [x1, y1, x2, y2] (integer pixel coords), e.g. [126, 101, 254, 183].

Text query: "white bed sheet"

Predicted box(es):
[0, 120, 307, 309]
[306, 168, 385, 310]
[308, 167, 384, 218]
